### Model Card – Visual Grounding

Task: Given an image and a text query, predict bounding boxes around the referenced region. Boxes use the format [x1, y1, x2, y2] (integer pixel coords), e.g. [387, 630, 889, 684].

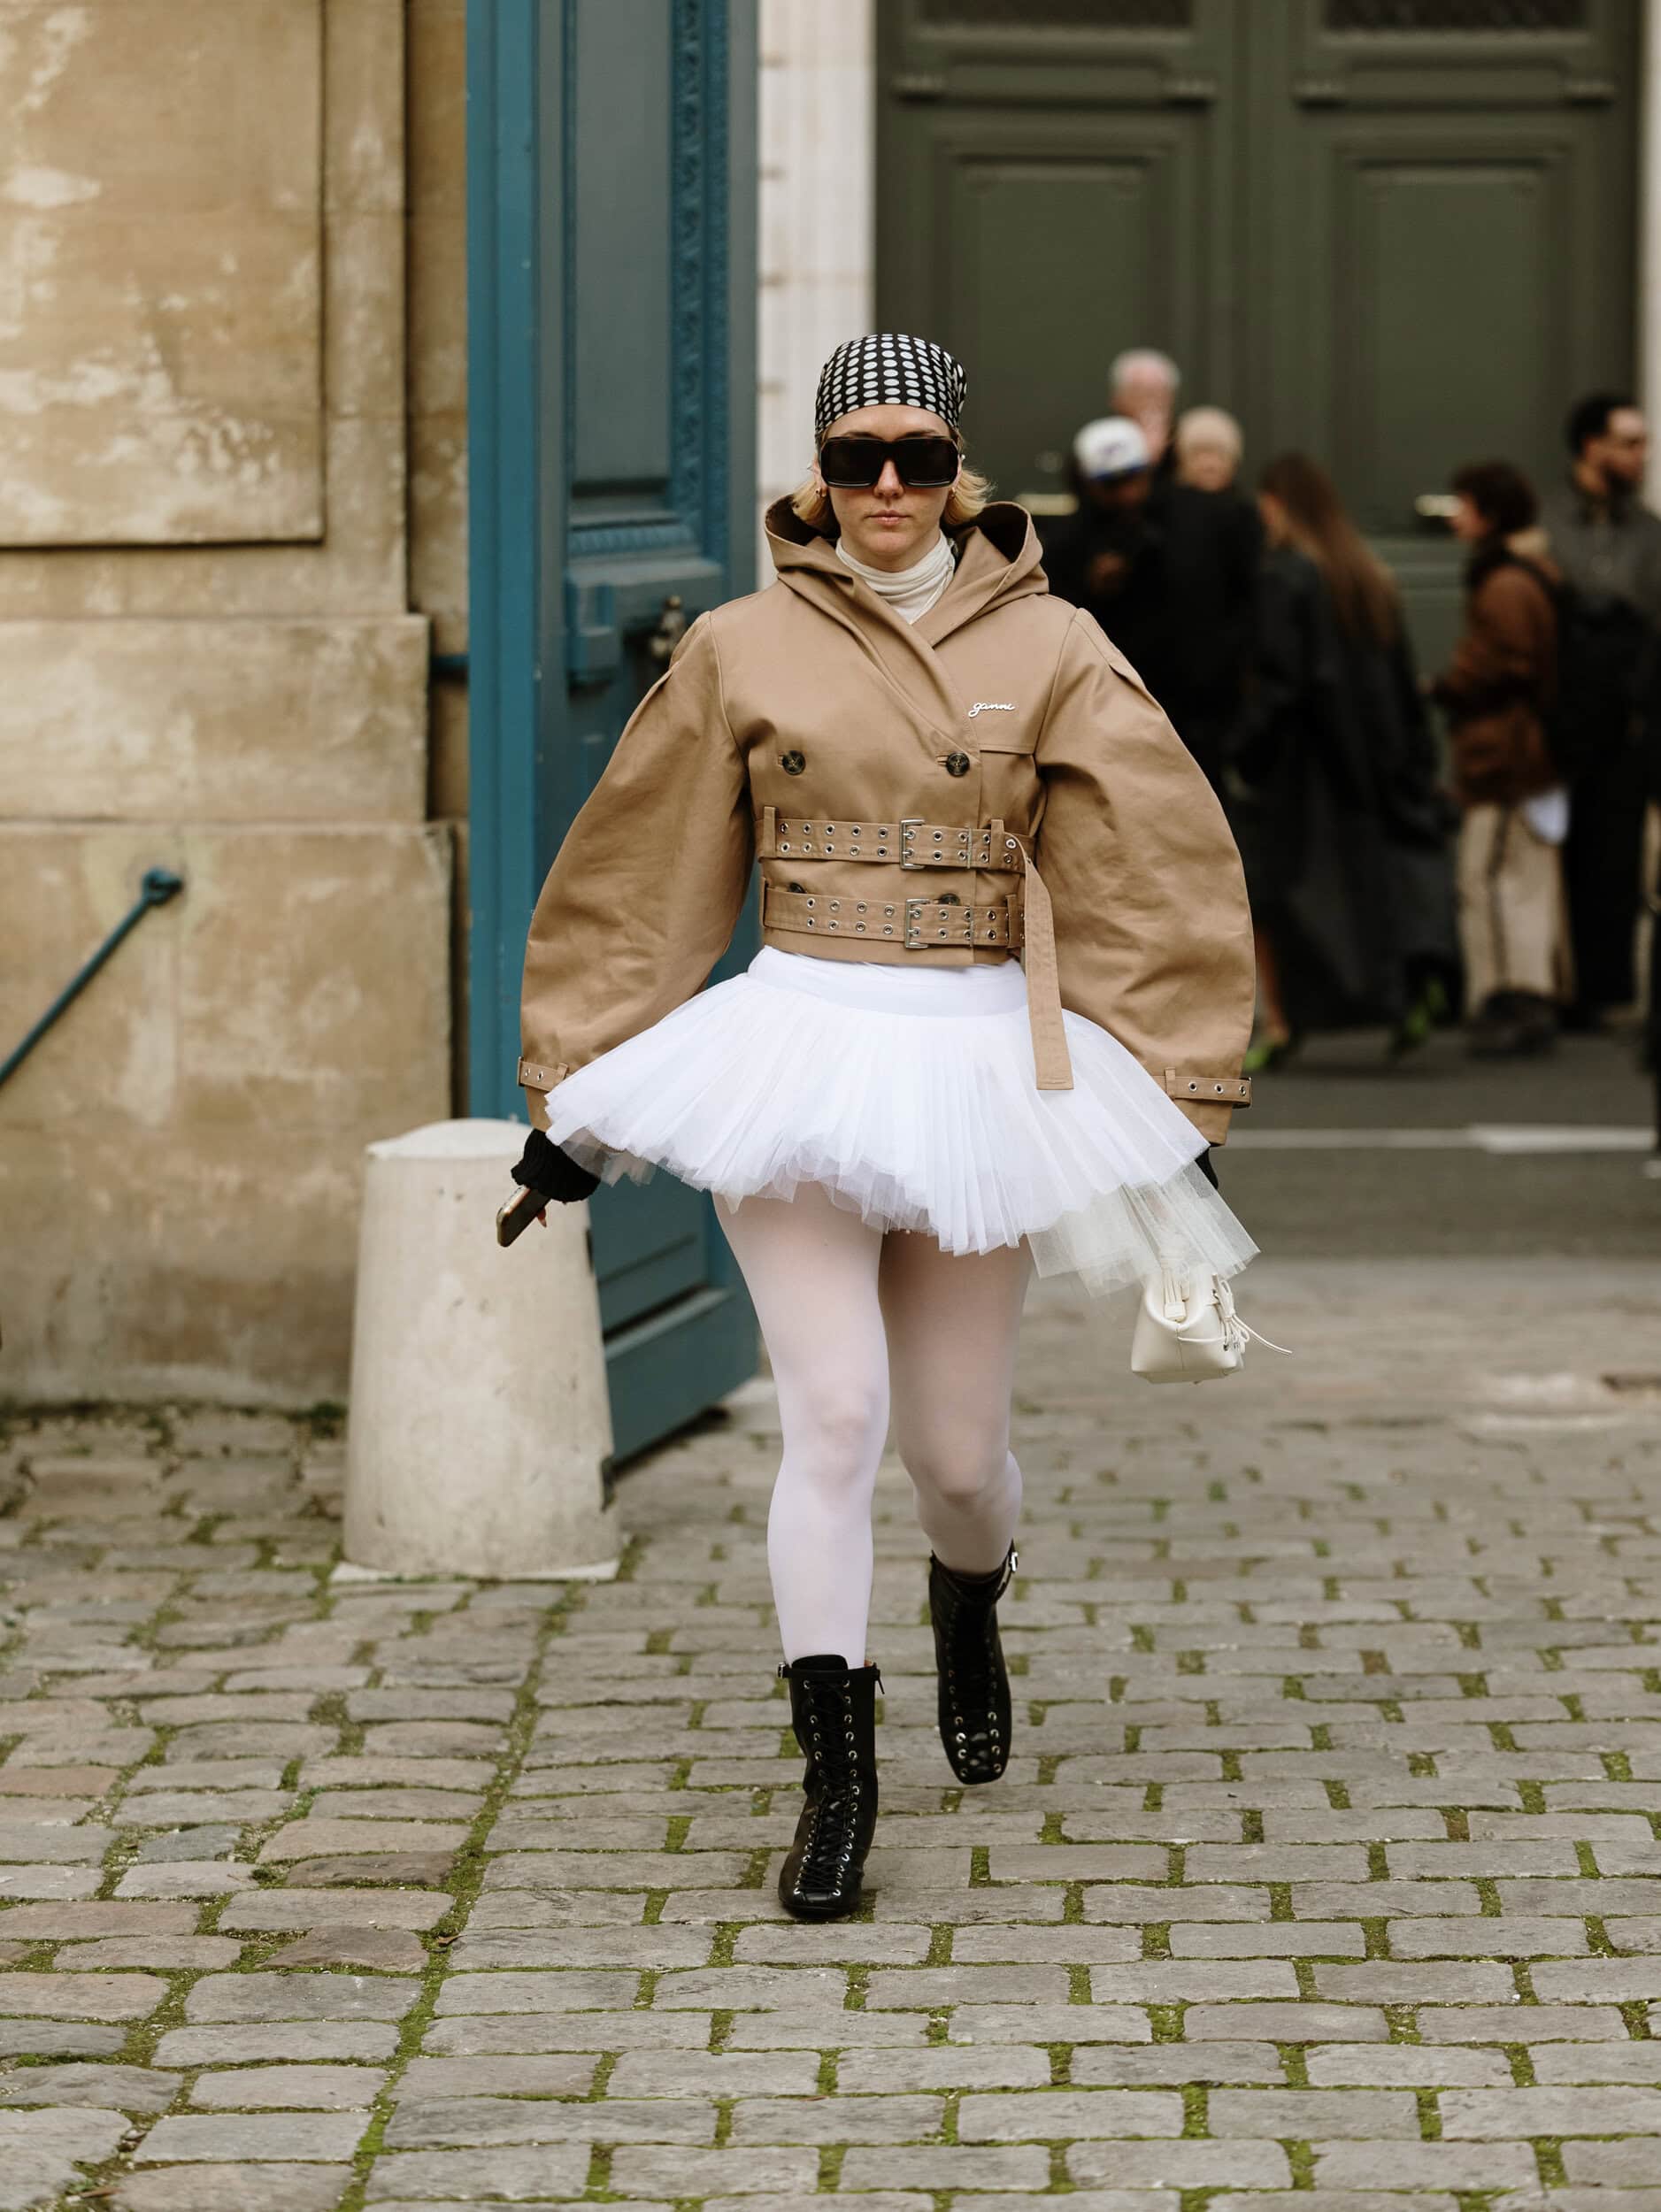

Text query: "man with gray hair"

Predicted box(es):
[1110, 348, 1180, 471]
[1080, 346, 1257, 790]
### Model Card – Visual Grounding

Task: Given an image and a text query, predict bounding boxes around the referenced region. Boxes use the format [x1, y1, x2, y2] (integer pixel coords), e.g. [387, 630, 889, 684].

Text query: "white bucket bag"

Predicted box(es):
[1131, 1268, 1286, 1385]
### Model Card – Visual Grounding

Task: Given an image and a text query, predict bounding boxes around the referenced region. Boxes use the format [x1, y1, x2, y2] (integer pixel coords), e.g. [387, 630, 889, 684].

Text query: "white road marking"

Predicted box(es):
[1230, 1125, 1654, 1155]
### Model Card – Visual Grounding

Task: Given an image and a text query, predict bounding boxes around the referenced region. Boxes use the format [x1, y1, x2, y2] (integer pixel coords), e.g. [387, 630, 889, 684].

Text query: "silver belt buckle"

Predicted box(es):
[899, 818, 927, 871]
[904, 895, 931, 948]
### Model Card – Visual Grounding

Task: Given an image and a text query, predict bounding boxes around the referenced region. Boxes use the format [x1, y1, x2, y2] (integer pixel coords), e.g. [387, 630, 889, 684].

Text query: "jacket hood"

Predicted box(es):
[764, 495, 1050, 639]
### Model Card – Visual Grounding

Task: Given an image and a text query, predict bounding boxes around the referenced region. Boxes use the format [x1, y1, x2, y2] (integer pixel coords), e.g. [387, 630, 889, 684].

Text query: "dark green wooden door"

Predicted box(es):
[1248, 2, 1637, 672]
[878, 0, 1637, 666]
[467, 0, 760, 1462]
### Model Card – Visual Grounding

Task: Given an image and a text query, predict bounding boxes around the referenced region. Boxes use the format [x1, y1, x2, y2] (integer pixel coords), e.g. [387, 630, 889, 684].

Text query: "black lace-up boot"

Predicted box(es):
[929, 1546, 1017, 1784]
[777, 1655, 880, 1922]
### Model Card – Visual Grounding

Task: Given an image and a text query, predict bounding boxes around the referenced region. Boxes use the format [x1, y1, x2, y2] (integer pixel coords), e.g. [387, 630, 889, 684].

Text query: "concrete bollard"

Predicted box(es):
[340, 1118, 619, 1581]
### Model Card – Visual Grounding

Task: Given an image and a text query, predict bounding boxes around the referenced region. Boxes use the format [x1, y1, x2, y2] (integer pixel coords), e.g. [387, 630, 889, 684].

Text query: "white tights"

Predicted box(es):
[717, 1184, 1030, 1666]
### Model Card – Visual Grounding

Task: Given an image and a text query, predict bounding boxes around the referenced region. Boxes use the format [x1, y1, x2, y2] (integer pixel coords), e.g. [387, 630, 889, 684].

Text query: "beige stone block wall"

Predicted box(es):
[0, 0, 410, 618]
[0, 0, 327, 546]
[0, 618, 430, 824]
[2, 824, 451, 1401]
[1, 0, 462, 1405]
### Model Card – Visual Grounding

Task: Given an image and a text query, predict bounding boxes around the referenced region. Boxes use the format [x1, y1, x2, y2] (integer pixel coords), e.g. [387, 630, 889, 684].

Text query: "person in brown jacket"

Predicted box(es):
[1433, 460, 1568, 1056]
[510, 334, 1257, 1920]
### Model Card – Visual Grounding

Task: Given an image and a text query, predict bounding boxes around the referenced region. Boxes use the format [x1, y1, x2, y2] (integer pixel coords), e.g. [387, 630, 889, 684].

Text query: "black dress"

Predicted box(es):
[1230, 546, 1457, 1030]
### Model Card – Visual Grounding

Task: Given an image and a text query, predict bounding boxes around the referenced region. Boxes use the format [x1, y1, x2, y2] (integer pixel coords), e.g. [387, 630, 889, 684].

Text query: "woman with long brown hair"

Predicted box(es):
[1230, 452, 1456, 1064]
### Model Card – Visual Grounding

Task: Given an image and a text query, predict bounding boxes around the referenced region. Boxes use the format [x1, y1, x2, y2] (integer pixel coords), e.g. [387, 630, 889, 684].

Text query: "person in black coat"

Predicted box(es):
[1040, 416, 1166, 674]
[1042, 416, 1261, 790]
[1229, 453, 1457, 1066]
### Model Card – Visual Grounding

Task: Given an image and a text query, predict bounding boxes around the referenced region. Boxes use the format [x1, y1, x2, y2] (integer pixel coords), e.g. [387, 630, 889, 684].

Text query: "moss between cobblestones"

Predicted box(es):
[328, 1576, 578, 2212]
[1534, 2137, 1569, 2185]
[1276, 2040, 1311, 2090]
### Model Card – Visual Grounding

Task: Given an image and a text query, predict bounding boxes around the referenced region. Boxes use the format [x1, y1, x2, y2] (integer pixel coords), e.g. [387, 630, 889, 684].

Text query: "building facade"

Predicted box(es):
[2, 0, 466, 1402]
[3, 0, 1656, 1413]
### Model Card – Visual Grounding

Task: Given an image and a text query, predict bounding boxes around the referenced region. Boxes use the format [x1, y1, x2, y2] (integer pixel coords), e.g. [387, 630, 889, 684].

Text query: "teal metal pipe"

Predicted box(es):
[0, 867, 184, 1091]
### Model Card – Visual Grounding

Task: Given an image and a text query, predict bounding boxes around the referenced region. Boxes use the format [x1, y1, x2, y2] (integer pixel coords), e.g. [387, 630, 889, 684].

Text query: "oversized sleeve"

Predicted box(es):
[1034, 609, 1256, 1142]
[519, 614, 753, 1129]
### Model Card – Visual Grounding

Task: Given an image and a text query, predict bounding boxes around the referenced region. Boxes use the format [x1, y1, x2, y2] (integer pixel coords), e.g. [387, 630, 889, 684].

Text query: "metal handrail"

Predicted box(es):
[0, 867, 184, 1092]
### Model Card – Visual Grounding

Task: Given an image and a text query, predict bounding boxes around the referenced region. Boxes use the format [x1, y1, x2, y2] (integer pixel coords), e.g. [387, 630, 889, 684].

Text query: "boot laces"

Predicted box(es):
[941, 1553, 1014, 1750]
[796, 1678, 865, 1886]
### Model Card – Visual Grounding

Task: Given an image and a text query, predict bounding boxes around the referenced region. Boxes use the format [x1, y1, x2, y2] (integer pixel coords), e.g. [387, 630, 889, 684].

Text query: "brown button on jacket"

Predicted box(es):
[520, 498, 1255, 1142]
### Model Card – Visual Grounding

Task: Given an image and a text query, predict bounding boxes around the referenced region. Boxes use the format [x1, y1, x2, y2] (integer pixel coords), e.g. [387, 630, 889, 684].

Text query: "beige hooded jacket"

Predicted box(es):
[520, 499, 1255, 1143]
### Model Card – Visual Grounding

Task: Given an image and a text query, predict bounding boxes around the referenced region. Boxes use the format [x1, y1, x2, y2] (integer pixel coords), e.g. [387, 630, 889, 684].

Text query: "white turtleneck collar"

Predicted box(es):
[834, 531, 957, 623]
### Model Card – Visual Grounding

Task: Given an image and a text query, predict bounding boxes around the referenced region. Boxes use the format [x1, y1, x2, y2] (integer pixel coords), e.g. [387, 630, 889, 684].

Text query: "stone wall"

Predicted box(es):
[0, 0, 458, 1404]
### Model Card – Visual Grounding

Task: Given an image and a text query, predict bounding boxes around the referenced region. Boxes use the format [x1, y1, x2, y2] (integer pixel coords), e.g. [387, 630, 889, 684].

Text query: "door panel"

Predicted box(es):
[467, 0, 759, 1463]
[944, 134, 1194, 505]
[1256, 0, 1636, 665]
[572, 7, 673, 493]
[879, 0, 1238, 510]
[1340, 147, 1560, 534]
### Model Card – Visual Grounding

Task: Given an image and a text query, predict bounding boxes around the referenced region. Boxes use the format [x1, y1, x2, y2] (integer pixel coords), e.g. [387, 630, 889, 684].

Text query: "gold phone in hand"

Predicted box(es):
[496, 1184, 548, 1248]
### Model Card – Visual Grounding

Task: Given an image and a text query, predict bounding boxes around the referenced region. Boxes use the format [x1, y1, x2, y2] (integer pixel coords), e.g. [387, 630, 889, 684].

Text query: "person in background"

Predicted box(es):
[1043, 413, 1260, 792]
[1175, 406, 1244, 493]
[1542, 393, 1661, 618]
[1039, 418, 1164, 677]
[1433, 461, 1567, 1058]
[1540, 393, 1661, 1026]
[1109, 347, 1180, 476]
[1229, 453, 1457, 1070]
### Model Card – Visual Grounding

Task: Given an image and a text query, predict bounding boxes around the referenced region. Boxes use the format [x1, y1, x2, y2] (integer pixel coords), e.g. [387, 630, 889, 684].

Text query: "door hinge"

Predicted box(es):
[1164, 74, 1217, 106]
[1562, 76, 1615, 105]
[891, 71, 945, 102]
[1293, 77, 1349, 106]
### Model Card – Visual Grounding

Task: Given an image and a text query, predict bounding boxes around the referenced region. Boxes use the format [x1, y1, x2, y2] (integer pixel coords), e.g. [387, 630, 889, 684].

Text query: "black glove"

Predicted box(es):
[511, 1128, 600, 1205]
[1196, 1148, 1219, 1193]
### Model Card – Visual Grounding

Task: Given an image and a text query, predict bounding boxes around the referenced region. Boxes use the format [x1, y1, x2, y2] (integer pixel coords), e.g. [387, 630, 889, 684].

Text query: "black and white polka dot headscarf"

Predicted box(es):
[814, 332, 967, 446]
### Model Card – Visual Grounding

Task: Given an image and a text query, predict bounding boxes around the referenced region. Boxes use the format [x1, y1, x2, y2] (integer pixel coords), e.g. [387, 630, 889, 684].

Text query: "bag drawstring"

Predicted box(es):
[1213, 1279, 1292, 1358]
[1157, 1269, 1293, 1358]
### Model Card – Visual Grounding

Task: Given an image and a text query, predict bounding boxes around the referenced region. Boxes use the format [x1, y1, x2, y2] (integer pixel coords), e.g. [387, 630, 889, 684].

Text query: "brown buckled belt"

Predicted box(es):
[757, 810, 1024, 872]
[761, 884, 1019, 949]
[757, 807, 1074, 1092]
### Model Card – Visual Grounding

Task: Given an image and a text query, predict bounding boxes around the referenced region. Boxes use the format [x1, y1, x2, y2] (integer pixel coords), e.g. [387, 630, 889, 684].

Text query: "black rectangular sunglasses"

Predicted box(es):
[819, 434, 960, 491]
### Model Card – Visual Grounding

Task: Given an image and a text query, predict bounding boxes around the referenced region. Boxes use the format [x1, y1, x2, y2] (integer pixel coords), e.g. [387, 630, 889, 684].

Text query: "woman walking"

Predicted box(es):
[1230, 453, 1456, 1066]
[509, 334, 1257, 1921]
[1434, 461, 1567, 1056]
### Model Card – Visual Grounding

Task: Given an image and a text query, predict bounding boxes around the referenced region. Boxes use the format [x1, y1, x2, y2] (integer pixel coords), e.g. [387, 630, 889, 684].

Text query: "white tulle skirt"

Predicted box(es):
[544, 949, 1257, 1297]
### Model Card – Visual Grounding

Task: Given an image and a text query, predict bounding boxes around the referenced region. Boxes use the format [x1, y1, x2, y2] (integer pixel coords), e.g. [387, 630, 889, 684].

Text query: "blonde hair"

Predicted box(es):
[790, 460, 995, 533]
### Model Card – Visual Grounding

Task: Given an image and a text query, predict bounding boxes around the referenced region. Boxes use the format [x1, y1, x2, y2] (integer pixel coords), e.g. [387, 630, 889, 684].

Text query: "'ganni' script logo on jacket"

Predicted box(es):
[968, 701, 1015, 718]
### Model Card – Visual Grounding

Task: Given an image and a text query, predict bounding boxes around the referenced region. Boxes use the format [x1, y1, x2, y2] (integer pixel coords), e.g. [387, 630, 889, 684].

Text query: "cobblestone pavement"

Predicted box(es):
[2, 1255, 1661, 2210]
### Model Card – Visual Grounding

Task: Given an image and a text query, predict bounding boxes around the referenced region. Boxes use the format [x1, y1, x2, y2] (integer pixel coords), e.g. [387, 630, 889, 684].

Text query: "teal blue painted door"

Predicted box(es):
[467, 0, 759, 1462]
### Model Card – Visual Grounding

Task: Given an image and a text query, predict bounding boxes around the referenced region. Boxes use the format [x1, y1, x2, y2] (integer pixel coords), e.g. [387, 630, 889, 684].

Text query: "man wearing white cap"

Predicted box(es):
[1045, 408, 1260, 790]
[1040, 417, 1165, 687]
